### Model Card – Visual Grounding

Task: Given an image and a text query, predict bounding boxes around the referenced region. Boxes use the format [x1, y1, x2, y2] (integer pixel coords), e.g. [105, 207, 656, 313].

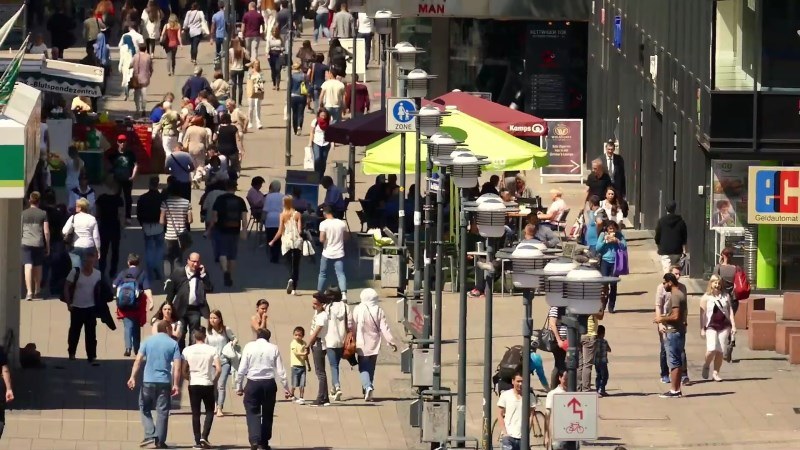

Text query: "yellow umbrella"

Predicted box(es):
[361, 109, 549, 175]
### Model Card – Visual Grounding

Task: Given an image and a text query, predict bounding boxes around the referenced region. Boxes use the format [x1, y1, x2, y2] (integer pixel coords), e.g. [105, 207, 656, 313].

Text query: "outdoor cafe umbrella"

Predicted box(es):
[361, 108, 549, 175]
[324, 99, 439, 146]
[432, 91, 549, 137]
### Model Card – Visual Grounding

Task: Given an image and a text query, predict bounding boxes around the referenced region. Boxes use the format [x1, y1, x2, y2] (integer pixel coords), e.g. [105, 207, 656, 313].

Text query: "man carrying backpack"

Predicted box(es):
[114, 253, 154, 357]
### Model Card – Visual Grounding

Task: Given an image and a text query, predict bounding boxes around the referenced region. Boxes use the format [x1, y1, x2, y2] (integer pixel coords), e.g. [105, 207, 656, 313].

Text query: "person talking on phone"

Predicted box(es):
[164, 252, 214, 350]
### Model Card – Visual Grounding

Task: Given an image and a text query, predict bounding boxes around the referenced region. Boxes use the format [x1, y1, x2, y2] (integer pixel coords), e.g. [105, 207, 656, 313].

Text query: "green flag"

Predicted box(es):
[0, 35, 30, 107]
[0, 4, 25, 50]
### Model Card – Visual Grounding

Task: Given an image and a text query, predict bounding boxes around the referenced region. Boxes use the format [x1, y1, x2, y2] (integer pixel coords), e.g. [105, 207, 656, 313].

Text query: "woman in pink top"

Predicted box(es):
[352, 288, 397, 401]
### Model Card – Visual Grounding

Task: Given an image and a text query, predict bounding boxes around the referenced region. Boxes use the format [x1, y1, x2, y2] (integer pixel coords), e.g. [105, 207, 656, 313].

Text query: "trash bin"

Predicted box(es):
[380, 246, 402, 288]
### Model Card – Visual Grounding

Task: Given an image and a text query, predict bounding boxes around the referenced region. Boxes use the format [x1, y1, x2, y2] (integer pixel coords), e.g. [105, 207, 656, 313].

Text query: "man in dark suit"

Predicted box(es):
[165, 252, 213, 349]
[604, 139, 626, 198]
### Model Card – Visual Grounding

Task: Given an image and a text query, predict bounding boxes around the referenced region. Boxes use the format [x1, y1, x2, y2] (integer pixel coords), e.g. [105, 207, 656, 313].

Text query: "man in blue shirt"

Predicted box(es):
[128, 320, 182, 449]
[210, 1, 228, 59]
[320, 176, 346, 218]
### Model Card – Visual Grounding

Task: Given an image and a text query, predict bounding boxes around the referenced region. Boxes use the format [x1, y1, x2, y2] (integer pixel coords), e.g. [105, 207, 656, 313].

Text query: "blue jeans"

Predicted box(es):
[291, 95, 306, 132]
[312, 143, 331, 181]
[326, 347, 343, 390]
[664, 331, 684, 371]
[599, 259, 618, 310]
[189, 34, 201, 61]
[358, 354, 378, 390]
[139, 382, 172, 445]
[216, 361, 231, 408]
[215, 37, 224, 57]
[327, 106, 341, 123]
[313, 12, 330, 42]
[144, 233, 165, 280]
[122, 317, 141, 352]
[501, 435, 521, 450]
[317, 256, 346, 292]
[595, 362, 609, 392]
[312, 87, 322, 112]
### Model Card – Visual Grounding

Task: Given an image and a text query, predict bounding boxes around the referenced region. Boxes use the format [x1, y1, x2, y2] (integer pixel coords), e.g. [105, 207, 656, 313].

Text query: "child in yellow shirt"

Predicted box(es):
[290, 326, 311, 404]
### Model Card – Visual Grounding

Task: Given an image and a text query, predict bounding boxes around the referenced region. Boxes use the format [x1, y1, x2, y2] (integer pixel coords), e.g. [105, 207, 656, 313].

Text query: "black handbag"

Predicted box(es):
[532, 313, 558, 353]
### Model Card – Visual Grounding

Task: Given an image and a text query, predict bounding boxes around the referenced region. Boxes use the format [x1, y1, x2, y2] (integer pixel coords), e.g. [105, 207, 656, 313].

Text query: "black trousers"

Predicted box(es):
[265, 228, 280, 263]
[312, 342, 329, 403]
[98, 226, 121, 277]
[550, 345, 567, 390]
[286, 248, 301, 286]
[188, 384, 215, 443]
[243, 379, 277, 447]
[119, 179, 133, 219]
[68, 306, 97, 360]
[182, 308, 203, 350]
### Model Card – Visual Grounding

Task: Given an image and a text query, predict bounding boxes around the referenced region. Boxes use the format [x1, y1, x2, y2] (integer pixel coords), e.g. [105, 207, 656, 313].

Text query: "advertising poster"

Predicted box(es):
[540, 119, 583, 179]
[710, 160, 755, 229]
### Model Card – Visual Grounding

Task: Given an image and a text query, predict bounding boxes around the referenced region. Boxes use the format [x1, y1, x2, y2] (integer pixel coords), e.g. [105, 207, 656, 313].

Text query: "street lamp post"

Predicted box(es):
[372, 10, 400, 111]
[432, 148, 488, 447]
[347, 0, 366, 200]
[545, 267, 619, 450]
[284, 0, 294, 167]
[464, 194, 518, 450]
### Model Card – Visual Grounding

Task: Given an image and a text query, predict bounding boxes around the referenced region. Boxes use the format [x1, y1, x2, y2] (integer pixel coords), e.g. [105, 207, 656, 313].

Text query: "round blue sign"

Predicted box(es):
[392, 100, 415, 123]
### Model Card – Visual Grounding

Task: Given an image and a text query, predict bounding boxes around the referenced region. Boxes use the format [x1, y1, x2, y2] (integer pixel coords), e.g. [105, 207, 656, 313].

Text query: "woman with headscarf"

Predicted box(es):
[92, 32, 111, 111]
[352, 289, 397, 401]
[118, 34, 136, 101]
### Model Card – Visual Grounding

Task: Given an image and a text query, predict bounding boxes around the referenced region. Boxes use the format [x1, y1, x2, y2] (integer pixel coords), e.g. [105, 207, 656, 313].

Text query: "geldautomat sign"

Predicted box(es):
[748, 166, 800, 224]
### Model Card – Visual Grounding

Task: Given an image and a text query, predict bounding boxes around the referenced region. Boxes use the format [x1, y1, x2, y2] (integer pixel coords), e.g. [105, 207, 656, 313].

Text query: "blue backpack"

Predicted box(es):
[116, 271, 142, 310]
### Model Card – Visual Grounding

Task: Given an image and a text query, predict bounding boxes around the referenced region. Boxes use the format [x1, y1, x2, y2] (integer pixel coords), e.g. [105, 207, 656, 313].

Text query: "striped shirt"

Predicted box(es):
[548, 306, 568, 340]
[161, 196, 191, 241]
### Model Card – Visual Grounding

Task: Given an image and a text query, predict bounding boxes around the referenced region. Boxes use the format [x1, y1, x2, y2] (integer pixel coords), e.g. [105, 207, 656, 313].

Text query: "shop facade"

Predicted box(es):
[366, 0, 591, 120]
[588, 0, 800, 290]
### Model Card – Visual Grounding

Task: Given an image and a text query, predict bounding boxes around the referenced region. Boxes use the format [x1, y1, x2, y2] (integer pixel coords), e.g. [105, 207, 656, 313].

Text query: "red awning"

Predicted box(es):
[432, 91, 548, 137]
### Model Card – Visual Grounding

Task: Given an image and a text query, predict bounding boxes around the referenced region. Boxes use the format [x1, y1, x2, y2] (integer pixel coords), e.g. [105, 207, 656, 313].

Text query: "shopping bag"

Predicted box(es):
[303, 146, 314, 170]
[613, 247, 629, 276]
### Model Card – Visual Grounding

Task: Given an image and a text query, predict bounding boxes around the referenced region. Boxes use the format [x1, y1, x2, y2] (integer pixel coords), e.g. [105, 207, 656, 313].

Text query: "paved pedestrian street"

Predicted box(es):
[3, 27, 800, 450]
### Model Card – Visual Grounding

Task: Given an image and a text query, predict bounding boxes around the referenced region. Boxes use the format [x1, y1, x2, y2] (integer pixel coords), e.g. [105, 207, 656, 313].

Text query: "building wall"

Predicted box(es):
[587, 0, 715, 277]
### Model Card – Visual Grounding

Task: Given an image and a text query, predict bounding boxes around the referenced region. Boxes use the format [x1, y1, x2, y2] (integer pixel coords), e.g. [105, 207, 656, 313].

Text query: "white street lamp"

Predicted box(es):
[399, 68, 437, 99]
[465, 194, 518, 238]
[417, 106, 443, 137]
[546, 266, 620, 315]
[349, 0, 366, 12]
[373, 10, 400, 35]
[391, 42, 424, 71]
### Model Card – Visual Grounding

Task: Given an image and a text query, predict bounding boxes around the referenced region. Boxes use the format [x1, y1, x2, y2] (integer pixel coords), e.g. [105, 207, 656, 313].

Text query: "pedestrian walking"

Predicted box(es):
[228, 38, 248, 106]
[211, 70, 230, 102]
[242, 2, 265, 58]
[210, 180, 248, 286]
[118, 34, 136, 101]
[317, 205, 349, 299]
[246, 59, 266, 130]
[183, 67, 212, 101]
[330, 1, 353, 38]
[600, 186, 626, 225]
[260, 0, 277, 33]
[165, 252, 214, 349]
[496, 372, 537, 450]
[182, 327, 221, 449]
[215, 114, 243, 180]
[322, 287, 349, 401]
[83, 11, 105, 57]
[62, 251, 115, 364]
[183, 115, 212, 187]
[289, 326, 311, 404]
[263, 180, 284, 264]
[210, 1, 228, 60]
[578, 308, 604, 393]
[268, 195, 303, 294]
[0, 345, 15, 439]
[151, 302, 183, 340]
[141, 1, 163, 54]
[235, 328, 291, 450]
[595, 220, 627, 313]
[127, 320, 183, 449]
[137, 177, 166, 281]
[319, 69, 345, 122]
[159, 100, 181, 156]
[700, 275, 736, 382]
[656, 265, 689, 385]
[206, 310, 237, 417]
[47, 6, 75, 59]
[225, 98, 249, 133]
[68, 175, 96, 214]
[307, 54, 328, 112]
[547, 306, 568, 390]
[276, 0, 292, 43]
[114, 253, 154, 357]
[296, 40, 316, 72]
[65, 146, 85, 193]
[62, 198, 100, 267]
[307, 292, 331, 406]
[352, 289, 397, 401]
[131, 42, 154, 117]
[160, 180, 193, 275]
[267, 27, 285, 90]
[585, 158, 613, 201]
[344, 74, 370, 117]
[107, 134, 138, 222]
[250, 299, 270, 338]
[21, 191, 50, 301]
[183, 3, 207, 64]
[713, 247, 740, 313]
[604, 139, 627, 198]
[313, 1, 331, 42]
[165, 143, 195, 200]
[594, 325, 611, 396]
[308, 108, 332, 181]
[41, 189, 69, 298]
[95, 177, 124, 277]
[656, 273, 688, 398]
[160, 14, 182, 76]
[289, 63, 308, 134]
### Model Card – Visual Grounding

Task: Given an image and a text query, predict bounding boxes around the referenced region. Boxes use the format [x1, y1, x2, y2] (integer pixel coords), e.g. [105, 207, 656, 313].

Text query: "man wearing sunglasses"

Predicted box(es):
[107, 134, 138, 223]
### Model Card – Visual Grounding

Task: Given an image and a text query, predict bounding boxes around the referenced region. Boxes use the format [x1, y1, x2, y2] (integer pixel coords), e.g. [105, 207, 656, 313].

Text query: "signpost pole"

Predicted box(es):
[413, 97, 423, 301]
[284, 0, 293, 167]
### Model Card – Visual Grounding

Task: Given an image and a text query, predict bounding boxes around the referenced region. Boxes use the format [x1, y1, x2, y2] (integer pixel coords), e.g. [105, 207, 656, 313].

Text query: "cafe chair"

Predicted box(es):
[556, 208, 571, 241]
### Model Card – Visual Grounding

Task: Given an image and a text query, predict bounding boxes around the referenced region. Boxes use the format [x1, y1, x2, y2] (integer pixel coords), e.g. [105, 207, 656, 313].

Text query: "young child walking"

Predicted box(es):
[290, 326, 311, 404]
[595, 325, 612, 396]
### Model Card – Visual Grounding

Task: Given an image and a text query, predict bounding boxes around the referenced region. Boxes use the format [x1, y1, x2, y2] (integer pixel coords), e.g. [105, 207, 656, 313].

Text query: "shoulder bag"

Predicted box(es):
[341, 303, 357, 360]
[532, 313, 558, 353]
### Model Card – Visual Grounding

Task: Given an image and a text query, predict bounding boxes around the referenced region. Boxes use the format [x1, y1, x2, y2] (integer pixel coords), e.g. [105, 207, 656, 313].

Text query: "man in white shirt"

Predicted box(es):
[183, 328, 221, 449]
[356, 12, 374, 64]
[497, 372, 537, 450]
[317, 206, 349, 301]
[236, 329, 291, 450]
[545, 370, 568, 450]
[318, 70, 346, 123]
[537, 188, 567, 229]
[63, 251, 103, 364]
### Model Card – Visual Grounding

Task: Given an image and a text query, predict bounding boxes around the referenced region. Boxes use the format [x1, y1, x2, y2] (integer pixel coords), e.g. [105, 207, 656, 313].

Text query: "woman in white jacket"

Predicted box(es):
[62, 198, 101, 267]
[323, 289, 349, 401]
[352, 289, 397, 401]
[118, 34, 136, 101]
[140, 1, 163, 54]
[700, 275, 736, 381]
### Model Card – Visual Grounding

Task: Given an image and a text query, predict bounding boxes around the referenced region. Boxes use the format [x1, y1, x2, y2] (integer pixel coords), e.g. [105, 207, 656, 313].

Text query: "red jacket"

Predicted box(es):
[116, 292, 149, 327]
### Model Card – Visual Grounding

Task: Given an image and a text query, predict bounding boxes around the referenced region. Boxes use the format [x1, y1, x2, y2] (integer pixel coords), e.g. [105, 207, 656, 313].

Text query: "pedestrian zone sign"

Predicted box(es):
[386, 98, 417, 133]
[551, 392, 598, 441]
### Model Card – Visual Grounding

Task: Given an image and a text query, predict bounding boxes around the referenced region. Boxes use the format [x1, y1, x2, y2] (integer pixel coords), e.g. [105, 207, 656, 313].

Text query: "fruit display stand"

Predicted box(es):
[72, 124, 111, 184]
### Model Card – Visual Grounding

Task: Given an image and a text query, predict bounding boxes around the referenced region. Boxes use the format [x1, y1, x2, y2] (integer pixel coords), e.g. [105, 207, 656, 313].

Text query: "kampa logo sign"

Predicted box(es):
[748, 167, 800, 224]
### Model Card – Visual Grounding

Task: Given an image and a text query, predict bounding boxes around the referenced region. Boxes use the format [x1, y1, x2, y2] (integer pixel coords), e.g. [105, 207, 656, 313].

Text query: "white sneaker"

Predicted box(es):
[286, 279, 293, 294]
[247, 123, 253, 129]
[290, 290, 297, 296]
[342, 292, 347, 301]
[712, 371, 723, 382]
[364, 386, 374, 401]
[296, 398, 305, 405]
